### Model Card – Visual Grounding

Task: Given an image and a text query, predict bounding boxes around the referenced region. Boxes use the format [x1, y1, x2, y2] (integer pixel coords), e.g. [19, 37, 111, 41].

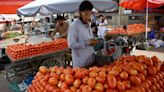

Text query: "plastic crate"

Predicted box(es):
[93, 54, 114, 66]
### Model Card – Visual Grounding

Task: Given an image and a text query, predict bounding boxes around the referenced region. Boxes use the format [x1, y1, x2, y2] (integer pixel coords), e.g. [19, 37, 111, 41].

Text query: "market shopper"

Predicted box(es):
[96, 15, 108, 39]
[67, 1, 98, 68]
[4, 21, 11, 32]
[51, 16, 69, 39]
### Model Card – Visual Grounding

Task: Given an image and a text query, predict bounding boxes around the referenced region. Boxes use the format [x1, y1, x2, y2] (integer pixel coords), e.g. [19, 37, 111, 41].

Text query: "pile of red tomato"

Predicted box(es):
[28, 55, 164, 92]
[6, 38, 68, 61]
[109, 24, 149, 35]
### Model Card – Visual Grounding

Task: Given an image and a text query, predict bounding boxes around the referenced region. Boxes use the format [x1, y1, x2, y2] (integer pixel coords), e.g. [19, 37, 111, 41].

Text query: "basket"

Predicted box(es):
[93, 53, 114, 66]
[13, 38, 19, 42]
[106, 43, 123, 60]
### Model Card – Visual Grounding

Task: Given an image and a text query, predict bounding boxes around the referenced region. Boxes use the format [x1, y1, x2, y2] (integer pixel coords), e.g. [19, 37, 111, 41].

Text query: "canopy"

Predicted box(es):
[0, 0, 33, 14]
[17, 0, 118, 17]
[119, 0, 164, 10]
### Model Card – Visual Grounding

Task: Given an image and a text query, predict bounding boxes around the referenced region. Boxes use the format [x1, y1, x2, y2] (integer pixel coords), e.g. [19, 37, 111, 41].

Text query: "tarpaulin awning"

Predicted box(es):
[0, 0, 33, 14]
[119, 0, 164, 10]
[17, 0, 118, 17]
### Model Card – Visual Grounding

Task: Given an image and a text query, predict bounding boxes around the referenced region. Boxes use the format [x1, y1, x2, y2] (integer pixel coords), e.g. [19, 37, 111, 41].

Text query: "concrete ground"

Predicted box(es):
[0, 71, 12, 92]
[0, 48, 163, 92]
[131, 49, 164, 61]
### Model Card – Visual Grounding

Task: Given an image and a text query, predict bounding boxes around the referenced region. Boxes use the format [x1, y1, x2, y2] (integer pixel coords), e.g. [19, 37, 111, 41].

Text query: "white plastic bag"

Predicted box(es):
[54, 32, 61, 39]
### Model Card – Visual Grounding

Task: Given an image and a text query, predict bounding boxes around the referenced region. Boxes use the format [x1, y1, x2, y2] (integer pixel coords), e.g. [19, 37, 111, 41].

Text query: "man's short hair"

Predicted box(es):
[57, 16, 64, 20]
[98, 15, 103, 18]
[79, 0, 93, 11]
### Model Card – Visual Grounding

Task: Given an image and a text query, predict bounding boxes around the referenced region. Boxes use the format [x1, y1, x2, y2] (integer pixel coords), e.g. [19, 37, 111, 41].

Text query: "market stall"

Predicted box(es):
[27, 55, 164, 92]
[106, 24, 151, 50]
[5, 38, 68, 85]
[119, 0, 164, 43]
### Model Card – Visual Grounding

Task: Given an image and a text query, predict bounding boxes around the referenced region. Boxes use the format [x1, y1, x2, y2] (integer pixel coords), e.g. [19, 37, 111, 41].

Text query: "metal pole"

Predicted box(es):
[145, 0, 149, 43]
[118, 0, 122, 25]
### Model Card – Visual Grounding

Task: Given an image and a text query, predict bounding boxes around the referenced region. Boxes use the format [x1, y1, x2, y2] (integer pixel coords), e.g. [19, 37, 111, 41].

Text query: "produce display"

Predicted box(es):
[28, 55, 164, 92]
[6, 38, 68, 61]
[2, 32, 22, 39]
[108, 24, 150, 35]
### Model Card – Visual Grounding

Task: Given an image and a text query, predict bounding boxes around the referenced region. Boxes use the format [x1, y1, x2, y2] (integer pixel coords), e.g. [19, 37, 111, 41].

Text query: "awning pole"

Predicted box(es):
[145, 0, 149, 43]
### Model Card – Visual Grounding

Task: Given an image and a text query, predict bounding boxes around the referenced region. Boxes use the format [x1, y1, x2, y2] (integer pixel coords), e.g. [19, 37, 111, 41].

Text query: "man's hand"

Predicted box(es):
[90, 38, 98, 46]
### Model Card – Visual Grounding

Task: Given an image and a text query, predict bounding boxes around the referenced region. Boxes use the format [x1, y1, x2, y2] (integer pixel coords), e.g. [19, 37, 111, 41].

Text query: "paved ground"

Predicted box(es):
[131, 49, 164, 61]
[0, 71, 12, 92]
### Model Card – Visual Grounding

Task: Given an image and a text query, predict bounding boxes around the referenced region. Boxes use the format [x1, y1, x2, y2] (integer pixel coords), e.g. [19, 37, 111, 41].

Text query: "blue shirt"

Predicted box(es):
[67, 19, 94, 68]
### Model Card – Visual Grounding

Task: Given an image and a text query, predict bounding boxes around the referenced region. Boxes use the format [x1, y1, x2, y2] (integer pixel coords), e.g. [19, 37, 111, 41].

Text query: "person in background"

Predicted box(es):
[43, 17, 50, 37]
[67, 0, 98, 68]
[51, 16, 69, 39]
[97, 15, 108, 39]
[24, 22, 30, 42]
[11, 20, 17, 31]
[4, 21, 11, 32]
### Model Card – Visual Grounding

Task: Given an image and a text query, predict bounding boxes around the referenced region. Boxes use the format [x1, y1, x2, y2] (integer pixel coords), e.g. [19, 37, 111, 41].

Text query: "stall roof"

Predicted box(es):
[17, 0, 118, 17]
[0, 0, 33, 14]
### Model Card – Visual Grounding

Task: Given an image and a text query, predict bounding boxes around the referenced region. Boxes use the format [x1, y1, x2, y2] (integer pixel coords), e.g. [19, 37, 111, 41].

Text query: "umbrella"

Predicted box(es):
[0, 0, 32, 14]
[17, 0, 118, 17]
[119, 0, 164, 42]
[119, 0, 164, 10]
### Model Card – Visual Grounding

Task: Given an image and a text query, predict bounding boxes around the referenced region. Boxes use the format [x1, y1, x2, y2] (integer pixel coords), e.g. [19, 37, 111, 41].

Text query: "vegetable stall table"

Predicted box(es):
[4, 38, 68, 84]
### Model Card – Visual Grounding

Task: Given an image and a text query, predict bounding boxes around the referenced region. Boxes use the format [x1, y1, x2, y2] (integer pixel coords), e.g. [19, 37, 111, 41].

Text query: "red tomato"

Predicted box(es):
[117, 81, 125, 92]
[98, 71, 106, 78]
[148, 66, 157, 75]
[157, 73, 163, 79]
[74, 70, 85, 79]
[87, 78, 96, 88]
[53, 89, 63, 92]
[70, 86, 77, 92]
[148, 77, 157, 84]
[94, 83, 104, 92]
[65, 75, 74, 85]
[60, 74, 65, 81]
[65, 89, 73, 92]
[76, 89, 82, 92]
[57, 81, 63, 88]
[108, 70, 119, 76]
[63, 69, 74, 75]
[144, 58, 153, 66]
[150, 85, 157, 92]
[92, 90, 99, 92]
[39, 66, 48, 74]
[128, 69, 138, 75]
[141, 82, 149, 91]
[95, 76, 105, 84]
[89, 66, 99, 72]
[89, 71, 98, 78]
[82, 76, 89, 84]
[106, 89, 118, 92]
[120, 71, 128, 80]
[61, 82, 68, 91]
[122, 81, 131, 89]
[130, 75, 141, 85]
[141, 70, 147, 77]
[104, 83, 108, 89]
[137, 73, 145, 82]
[145, 79, 152, 86]
[80, 84, 86, 89]
[107, 75, 117, 89]
[82, 85, 92, 92]
[73, 79, 81, 88]
[48, 77, 58, 86]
